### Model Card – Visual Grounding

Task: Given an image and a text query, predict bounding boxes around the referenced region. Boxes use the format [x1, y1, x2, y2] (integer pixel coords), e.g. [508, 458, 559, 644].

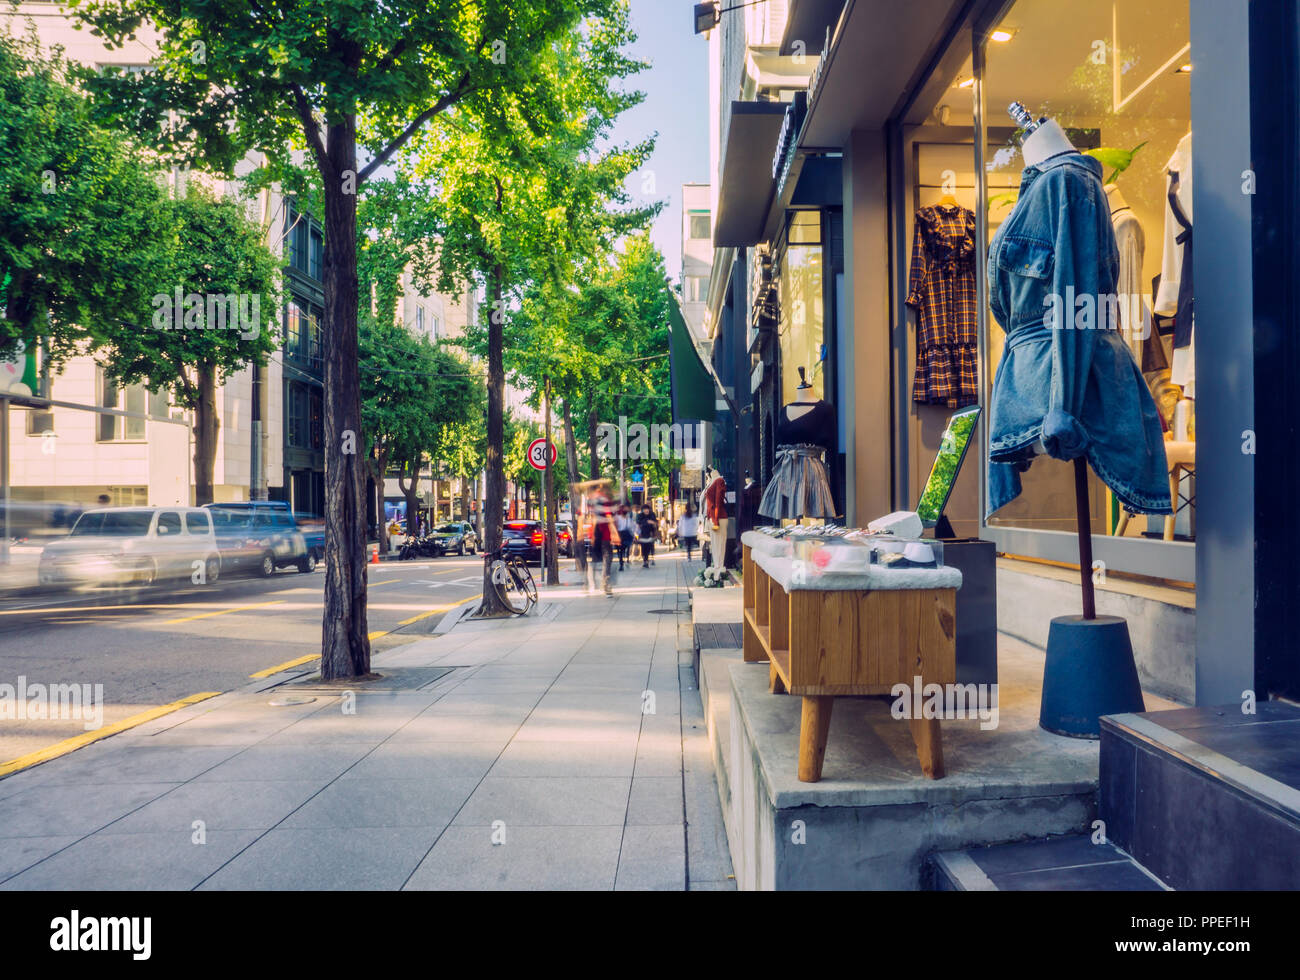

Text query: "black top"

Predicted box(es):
[776, 400, 835, 449]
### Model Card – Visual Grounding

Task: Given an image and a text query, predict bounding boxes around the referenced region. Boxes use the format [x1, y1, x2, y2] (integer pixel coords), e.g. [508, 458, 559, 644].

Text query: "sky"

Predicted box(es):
[607, 0, 711, 282]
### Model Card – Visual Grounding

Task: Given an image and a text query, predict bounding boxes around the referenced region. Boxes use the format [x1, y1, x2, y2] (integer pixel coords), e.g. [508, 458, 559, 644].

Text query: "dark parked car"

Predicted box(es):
[204, 501, 315, 576]
[430, 521, 478, 556]
[501, 520, 544, 564]
[501, 519, 570, 564]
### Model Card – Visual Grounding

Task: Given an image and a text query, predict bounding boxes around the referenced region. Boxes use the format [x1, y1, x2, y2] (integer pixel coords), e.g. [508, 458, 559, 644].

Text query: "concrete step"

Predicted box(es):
[1099, 702, 1300, 890]
[930, 835, 1167, 890]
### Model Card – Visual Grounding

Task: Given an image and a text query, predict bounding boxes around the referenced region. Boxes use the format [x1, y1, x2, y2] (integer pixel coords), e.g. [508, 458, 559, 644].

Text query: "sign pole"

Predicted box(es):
[544, 376, 558, 586]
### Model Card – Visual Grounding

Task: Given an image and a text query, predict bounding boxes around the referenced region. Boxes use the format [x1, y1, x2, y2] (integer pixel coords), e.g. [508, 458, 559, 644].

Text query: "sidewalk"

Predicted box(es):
[0, 552, 734, 891]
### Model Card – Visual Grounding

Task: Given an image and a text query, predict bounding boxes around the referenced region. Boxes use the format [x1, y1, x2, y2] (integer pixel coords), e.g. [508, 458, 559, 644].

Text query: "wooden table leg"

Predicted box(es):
[909, 716, 945, 779]
[797, 695, 834, 782]
[768, 659, 785, 694]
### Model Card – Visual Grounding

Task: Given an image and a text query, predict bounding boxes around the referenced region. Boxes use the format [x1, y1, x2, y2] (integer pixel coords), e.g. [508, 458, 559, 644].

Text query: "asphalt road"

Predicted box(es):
[0, 555, 486, 762]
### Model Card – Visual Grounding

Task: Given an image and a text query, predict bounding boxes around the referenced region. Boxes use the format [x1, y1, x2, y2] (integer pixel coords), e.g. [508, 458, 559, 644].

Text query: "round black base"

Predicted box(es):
[1039, 614, 1146, 739]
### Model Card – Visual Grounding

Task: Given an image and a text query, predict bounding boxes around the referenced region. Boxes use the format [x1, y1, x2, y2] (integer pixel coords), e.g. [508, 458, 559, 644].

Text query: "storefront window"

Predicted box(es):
[980, 0, 1193, 543]
[777, 211, 825, 405]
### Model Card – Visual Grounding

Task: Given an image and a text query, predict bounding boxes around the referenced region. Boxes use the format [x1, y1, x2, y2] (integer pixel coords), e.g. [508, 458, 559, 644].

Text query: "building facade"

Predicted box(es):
[703, 0, 1300, 705]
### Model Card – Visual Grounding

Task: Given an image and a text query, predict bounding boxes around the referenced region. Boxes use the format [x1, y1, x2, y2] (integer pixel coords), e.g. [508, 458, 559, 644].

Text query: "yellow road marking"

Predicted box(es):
[248, 653, 321, 679]
[0, 692, 221, 779]
[369, 579, 400, 587]
[163, 600, 286, 625]
[397, 593, 480, 627]
[368, 630, 388, 641]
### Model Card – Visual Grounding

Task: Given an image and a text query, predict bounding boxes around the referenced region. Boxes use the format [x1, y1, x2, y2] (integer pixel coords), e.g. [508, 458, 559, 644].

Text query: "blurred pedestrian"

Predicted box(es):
[677, 504, 700, 561]
[636, 504, 658, 568]
[616, 504, 634, 571]
[591, 483, 619, 595]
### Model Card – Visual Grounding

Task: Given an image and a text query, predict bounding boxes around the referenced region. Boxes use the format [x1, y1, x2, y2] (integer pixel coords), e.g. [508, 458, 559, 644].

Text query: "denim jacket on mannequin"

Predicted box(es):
[986, 152, 1172, 518]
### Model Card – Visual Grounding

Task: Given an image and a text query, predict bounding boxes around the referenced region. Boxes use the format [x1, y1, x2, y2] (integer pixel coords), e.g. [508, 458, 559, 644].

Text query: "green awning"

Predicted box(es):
[668, 296, 716, 423]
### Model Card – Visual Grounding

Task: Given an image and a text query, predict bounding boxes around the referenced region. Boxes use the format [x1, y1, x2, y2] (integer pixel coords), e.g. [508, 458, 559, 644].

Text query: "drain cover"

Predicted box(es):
[269, 695, 317, 706]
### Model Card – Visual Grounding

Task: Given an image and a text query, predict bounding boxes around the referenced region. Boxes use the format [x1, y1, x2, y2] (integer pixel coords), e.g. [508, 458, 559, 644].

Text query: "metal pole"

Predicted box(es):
[544, 375, 559, 585]
[1074, 457, 1096, 620]
[1, 397, 9, 564]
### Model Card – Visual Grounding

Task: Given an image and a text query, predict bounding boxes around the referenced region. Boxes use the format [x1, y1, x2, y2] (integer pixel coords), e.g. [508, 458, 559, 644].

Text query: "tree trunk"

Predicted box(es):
[399, 456, 421, 541]
[544, 377, 558, 585]
[369, 448, 389, 554]
[460, 474, 470, 523]
[587, 405, 599, 482]
[193, 363, 219, 506]
[562, 400, 586, 574]
[320, 115, 370, 679]
[476, 260, 512, 616]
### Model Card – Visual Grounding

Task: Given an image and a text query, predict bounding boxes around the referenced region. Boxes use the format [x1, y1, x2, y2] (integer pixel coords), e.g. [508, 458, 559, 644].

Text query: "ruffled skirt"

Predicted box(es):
[758, 444, 837, 519]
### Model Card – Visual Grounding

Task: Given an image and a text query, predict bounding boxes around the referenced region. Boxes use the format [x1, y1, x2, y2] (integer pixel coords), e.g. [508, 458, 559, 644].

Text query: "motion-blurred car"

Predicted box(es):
[555, 521, 574, 557]
[204, 501, 315, 576]
[430, 521, 478, 556]
[39, 507, 221, 587]
[293, 512, 325, 560]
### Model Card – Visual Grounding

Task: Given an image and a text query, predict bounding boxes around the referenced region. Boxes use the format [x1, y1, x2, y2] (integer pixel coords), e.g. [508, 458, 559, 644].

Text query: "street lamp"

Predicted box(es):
[693, 0, 771, 36]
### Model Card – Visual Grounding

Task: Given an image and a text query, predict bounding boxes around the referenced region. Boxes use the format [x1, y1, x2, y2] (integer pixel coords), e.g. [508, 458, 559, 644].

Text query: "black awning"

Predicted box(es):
[780, 0, 846, 57]
[713, 101, 788, 248]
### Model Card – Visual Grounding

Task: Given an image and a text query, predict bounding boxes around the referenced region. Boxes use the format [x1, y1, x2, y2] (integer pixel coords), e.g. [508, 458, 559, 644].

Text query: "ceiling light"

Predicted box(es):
[990, 28, 1016, 42]
[957, 77, 975, 89]
[1175, 63, 1192, 73]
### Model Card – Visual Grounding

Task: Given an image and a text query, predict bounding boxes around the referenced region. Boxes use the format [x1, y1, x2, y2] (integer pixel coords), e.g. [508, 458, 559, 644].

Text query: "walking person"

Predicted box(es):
[637, 504, 658, 568]
[677, 504, 700, 562]
[590, 484, 619, 595]
[616, 505, 634, 571]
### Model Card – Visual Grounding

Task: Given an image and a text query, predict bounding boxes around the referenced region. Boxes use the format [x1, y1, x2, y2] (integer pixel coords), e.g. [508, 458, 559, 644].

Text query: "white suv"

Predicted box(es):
[39, 507, 222, 588]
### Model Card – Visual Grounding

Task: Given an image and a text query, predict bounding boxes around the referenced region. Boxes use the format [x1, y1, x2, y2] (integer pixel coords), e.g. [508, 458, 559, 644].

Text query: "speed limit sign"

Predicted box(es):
[527, 437, 557, 471]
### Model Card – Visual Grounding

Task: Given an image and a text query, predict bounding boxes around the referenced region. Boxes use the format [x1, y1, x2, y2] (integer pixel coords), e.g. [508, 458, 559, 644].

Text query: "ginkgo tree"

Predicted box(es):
[418, 4, 656, 616]
[71, 0, 629, 675]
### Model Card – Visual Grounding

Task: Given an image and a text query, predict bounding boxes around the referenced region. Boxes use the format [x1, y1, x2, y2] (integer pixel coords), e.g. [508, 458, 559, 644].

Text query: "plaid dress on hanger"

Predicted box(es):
[906, 204, 979, 407]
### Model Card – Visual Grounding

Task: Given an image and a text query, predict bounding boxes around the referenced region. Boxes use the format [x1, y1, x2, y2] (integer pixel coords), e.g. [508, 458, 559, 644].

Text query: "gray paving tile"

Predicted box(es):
[280, 777, 479, 829]
[28, 744, 247, 784]
[98, 779, 322, 834]
[0, 830, 260, 890]
[625, 777, 685, 826]
[339, 741, 504, 781]
[385, 714, 521, 743]
[193, 742, 374, 782]
[453, 776, 631, 826]
[510, 720, 642, 744]
[0, 835, 81, 881]
[489, 739, 638, 778]
[404, 825, 622, 890]
[616, 825, 686, 891]
[198, 827, 438, 890]
[423, 693, 542, 715]
[0, 781, 178, 838]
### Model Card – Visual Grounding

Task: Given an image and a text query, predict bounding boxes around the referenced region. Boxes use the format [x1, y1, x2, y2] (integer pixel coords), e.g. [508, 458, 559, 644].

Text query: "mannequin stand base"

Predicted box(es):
[1039, 615, 1146, 739]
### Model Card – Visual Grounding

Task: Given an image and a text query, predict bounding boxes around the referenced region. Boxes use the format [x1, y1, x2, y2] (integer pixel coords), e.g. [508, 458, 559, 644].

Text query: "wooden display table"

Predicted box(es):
[741, 539, 959, 782]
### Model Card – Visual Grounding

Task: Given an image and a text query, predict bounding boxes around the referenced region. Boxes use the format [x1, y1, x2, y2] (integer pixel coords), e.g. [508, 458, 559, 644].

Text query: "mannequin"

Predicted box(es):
[759, 367, 837, 521]
[1017, 108, 1075, 459]
[703, 466, 729, 571]
[989, 102, 1171, 622]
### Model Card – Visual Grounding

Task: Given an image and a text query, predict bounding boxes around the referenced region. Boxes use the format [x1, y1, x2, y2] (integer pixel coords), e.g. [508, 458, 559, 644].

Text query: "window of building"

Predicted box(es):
[309, 228, 323, 281]
[416, 306, 425, 334]
[689, 212, 711, 240]
[286, 298, 303, 356]
[287, 382, 307, 448]
[777, 211, 825, 405]
[686, 276, 708, 304]
[307, 307, 322, 369]
[309, 387, 324, 450]
[431, 315, 441, 340]
[96, 369, 147, 442]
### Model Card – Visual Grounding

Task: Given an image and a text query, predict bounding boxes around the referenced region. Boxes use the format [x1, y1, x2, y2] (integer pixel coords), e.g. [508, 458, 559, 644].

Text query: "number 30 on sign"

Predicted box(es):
[527, 438, 557, 471]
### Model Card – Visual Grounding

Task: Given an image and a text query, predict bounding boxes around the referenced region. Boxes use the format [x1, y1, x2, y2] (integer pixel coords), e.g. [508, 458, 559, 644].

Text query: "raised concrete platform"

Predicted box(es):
[698, 628, 1180, 889]
[996, 559, 1194, 704]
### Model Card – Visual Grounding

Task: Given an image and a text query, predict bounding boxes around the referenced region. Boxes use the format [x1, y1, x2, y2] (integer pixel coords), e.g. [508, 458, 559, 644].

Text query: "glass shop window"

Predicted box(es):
[777, 211, 825, 406]
[980, 0, 1194, 543]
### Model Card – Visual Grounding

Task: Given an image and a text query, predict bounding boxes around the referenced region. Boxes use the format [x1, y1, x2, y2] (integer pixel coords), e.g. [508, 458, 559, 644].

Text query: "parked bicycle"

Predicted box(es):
[487, 547, 537, 615]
